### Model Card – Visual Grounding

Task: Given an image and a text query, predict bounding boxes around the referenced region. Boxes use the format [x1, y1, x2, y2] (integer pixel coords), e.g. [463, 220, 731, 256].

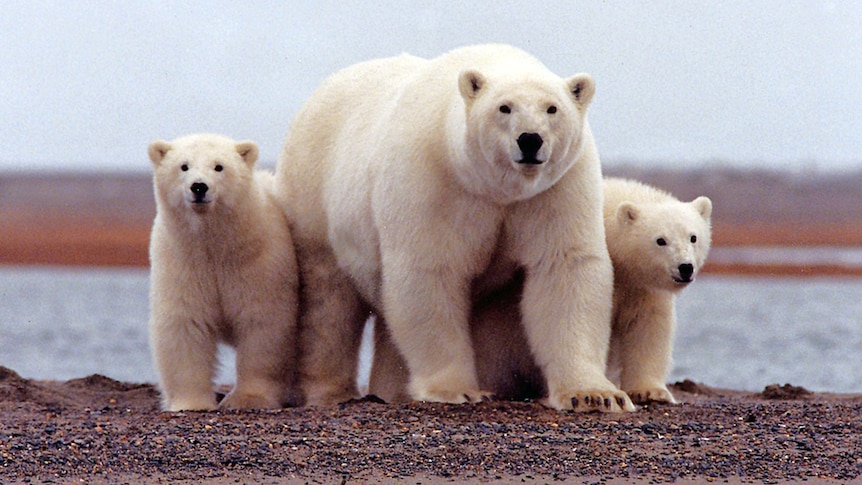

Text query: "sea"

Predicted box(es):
[1, 265, 861, 394]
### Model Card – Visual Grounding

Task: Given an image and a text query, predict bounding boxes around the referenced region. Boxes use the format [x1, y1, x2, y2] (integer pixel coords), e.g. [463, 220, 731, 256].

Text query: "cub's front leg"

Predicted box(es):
[613, 293, 678, 405]
[150, 310, 219, 412]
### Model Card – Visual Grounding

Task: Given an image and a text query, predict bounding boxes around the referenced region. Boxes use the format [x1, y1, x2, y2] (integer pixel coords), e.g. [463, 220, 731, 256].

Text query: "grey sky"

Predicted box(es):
[1, 1, 860, 173]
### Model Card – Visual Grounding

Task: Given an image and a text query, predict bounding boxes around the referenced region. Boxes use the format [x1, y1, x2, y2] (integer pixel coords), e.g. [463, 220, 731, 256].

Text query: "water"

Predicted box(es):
[1, 266, 861, 393]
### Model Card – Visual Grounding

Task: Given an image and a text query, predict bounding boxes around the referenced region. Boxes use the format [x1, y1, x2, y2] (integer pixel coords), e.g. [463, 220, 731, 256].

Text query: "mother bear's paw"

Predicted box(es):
[411, 388, 494, 404]
[409, 384, 493, 404]
[545, 389, 636, 413]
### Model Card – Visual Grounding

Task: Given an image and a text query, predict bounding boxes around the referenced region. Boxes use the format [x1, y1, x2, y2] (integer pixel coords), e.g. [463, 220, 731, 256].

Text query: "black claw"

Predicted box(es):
[604, 397, 611, 409]
[616, 396, 626, 408]
[571, 396, 579, 408]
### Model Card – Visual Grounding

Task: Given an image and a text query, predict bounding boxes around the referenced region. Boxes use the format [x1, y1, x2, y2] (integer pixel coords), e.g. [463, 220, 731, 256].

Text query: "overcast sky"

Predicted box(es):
[1, 1, 860, 173]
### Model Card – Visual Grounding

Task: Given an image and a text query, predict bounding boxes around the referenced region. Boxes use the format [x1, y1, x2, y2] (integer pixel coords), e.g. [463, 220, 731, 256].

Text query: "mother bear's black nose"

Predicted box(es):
[517, 132, 543, 158]
[191, 182, 208, 196]
[191, 182, 209, 202]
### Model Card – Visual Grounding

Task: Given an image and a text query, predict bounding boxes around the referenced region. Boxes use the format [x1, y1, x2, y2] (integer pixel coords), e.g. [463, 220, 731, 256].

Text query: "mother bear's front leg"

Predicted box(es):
[509, 177, 636, 413]
[378, 249, 490, 404]
[381, 209, 499, 403]
[520, 253, 635, 412]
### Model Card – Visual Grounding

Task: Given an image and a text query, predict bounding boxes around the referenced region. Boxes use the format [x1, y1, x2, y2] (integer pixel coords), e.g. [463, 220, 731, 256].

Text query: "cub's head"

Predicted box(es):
[611, 196, 712, 291]
[148, 134, 258, 216]
[457, 67, 595, 203]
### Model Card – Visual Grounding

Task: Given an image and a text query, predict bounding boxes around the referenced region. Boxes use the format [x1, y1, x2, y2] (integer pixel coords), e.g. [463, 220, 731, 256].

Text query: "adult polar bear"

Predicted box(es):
[276, 44, 634, 412]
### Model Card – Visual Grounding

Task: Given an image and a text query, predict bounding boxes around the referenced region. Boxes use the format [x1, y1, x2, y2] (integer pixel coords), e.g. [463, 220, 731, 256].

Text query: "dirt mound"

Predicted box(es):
[761, 383, 813, 400]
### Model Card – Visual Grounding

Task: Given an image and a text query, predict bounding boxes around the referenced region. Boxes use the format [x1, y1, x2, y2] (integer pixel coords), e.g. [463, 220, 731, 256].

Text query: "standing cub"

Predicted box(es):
[603, 177, 712, 403]
[148, 134, 299, 411]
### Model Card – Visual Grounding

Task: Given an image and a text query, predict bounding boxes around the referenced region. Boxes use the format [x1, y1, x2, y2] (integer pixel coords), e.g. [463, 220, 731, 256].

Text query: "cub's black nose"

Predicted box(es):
[191, 182, 208, 196]
[191, 182, 209, 202]
[517, 132, 543, 158]
[678, 263, 694, 281]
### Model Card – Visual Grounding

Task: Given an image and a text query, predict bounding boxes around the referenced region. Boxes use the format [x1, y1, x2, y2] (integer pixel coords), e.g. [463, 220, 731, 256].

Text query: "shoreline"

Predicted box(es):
[4, 170, 862, 274]
[1, 367, 860, 483]
[6, 226, 862, 276]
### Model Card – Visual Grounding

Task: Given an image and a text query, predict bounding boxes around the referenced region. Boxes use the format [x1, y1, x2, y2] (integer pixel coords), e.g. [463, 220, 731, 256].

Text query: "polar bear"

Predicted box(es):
[602, 177, 712, 404]
[148, 134, 299, 411]
[276, 44, 633, 412]
[370, 178, 712, 405]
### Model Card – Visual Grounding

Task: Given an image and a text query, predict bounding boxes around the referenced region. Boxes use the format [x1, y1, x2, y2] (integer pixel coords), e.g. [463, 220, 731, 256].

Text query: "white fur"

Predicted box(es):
[369, 178, 712, 408]
[604, 177, 712, 404]
[277, 44, 631, 412]
[148, 134, 299, 411]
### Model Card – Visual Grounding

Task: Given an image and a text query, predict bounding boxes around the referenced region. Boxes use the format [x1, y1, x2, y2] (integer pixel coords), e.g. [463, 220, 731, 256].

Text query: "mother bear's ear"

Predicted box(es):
[566, 73, 595, 108]
[458, 69, 487, 104]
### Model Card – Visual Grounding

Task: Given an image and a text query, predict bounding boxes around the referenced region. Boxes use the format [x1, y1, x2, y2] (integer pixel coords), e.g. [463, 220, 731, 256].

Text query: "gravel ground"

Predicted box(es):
[1, 366, 860, 484]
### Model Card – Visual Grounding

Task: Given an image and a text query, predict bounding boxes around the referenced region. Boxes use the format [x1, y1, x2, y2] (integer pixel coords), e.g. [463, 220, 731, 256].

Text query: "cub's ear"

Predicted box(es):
[692, 196, 713, 221]
[235, 141, 259, 168]
[148, 140, 172, 166]
[566, 73, 595, 108]
[459, 69, 487, 104]
[616, 201, 639, 225]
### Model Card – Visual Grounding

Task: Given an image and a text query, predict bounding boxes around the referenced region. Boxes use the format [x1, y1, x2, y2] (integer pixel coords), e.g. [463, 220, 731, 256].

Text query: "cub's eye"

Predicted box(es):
[180, 164, 189, 172]
[656, 238, 667, 247]
[214, 164, 223, 172]
[499, 105, 511, 114]
[690, 235, 697, 243]
[547, 105, 557, 114]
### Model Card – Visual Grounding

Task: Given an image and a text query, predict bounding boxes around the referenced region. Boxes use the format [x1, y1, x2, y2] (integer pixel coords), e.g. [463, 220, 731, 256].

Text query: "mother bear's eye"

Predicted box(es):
[180, 164, 189, 172]
[656, 238, 667, 247]
[690, 235, 697, 243]
[499, 105, 511, 114]
[214, 164, 224, 172]
[547, 105, 557, 114]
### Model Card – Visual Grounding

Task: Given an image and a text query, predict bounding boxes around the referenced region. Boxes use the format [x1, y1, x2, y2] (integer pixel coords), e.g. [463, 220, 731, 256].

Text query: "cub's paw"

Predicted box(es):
[545, 389, 636, 413]
[219, 391, 281, 410]
[627, 387, 677, 405]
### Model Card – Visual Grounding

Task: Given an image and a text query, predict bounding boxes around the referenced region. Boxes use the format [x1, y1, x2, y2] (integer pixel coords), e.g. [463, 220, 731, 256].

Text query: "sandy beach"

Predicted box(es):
[1, 366, 860, 484]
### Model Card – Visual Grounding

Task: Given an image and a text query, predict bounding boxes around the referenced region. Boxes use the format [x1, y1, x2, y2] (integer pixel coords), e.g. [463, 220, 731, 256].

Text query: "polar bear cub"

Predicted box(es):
[148, 134, 299, 411]
[276, 44, 633, 412]
[603, 177, 712, 404]
[370, 178, 712, 406]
